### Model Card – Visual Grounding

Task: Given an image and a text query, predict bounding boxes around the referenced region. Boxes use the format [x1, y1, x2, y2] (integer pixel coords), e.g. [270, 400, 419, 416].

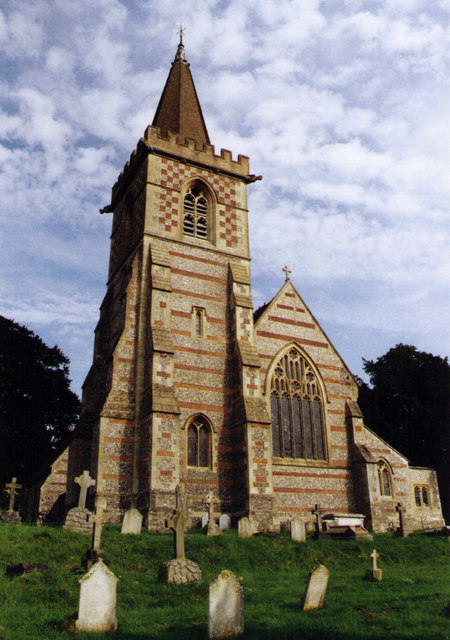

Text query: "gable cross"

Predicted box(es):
[283, 265, 291, 282]
[370, 549, 380, 571]
[75, 470, 96, 509]
[5, 477, 22, 511]
[168, 509, 186, 560]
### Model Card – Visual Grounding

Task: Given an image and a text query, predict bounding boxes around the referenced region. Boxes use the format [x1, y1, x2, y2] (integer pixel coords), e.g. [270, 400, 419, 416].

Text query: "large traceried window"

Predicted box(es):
[187, 415, 212, 468]
[183, 185, 208, 239]
[270, 348, 326, 460]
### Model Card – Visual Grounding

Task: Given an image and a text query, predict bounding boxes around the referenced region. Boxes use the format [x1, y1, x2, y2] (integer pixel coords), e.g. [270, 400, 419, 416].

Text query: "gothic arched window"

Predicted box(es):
[187, 415, 212, 468]
[183, 185, 209, 239]
[377, 460, 392, 497]
[270, 348, 326, 460]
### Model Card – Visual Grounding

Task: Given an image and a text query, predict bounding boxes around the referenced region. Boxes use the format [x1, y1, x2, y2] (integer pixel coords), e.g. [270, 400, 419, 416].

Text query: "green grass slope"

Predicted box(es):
[0, 524, 448, 640]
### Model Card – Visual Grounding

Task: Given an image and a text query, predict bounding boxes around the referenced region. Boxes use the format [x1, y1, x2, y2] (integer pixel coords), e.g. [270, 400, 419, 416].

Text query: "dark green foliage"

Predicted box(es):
[357, 344, 450, 520]
[0, 316, 80, 499]
[0, 525, 448, 639]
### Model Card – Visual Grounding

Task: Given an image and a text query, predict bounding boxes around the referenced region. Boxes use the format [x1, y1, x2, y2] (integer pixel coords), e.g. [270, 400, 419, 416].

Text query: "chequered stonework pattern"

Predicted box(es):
[158, 558, 202, 584]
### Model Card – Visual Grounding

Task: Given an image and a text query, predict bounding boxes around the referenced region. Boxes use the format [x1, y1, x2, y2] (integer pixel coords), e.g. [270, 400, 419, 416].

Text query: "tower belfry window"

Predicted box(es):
[183, 186, 208, 239]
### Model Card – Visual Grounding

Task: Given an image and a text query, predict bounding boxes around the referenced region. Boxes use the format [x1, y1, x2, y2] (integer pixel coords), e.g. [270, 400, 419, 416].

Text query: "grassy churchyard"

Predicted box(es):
[0, 523, 448, 640]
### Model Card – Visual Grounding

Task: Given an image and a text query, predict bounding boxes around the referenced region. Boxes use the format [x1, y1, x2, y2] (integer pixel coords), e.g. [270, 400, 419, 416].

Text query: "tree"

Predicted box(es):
[0, 316, 80, 498]
[357, 344, 450, 521]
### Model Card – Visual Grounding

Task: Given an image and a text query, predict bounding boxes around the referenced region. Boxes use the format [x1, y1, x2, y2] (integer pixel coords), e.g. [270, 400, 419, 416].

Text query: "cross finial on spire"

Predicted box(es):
[177, 23, 185, 45]
[283, 266, 291, 282]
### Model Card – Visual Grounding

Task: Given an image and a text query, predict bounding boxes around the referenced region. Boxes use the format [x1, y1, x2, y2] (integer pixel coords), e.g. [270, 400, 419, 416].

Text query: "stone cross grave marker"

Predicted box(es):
[168, 509, 186, 559]
[291, 517, 306, 542]
[303, 564, 329, 611]
[366, 549, 383, 581]
[206, 491, 221, 536]
[395, 502, 409, 537]
[209, 570, 244, 639]
[75, 559, 118, 632]
[175, 483, 186, 515]
[75, 470, 96, 509]
[312, 503, 323, 537]
[5, 477, 22, 511]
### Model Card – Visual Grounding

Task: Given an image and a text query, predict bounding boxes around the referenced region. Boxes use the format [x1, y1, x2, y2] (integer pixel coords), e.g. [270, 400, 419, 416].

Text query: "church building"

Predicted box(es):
[39, 41, 444, 533]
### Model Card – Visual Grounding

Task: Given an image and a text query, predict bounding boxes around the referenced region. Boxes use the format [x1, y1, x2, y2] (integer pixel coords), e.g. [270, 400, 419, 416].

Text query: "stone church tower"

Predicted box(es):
[57, 41, 444, 533]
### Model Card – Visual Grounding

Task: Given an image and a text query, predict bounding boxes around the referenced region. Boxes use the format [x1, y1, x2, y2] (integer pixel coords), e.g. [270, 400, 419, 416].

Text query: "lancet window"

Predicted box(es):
[414, 484, 430, 507]
[270, 348, 326, 460]
[183, 185, 208, 239]
[377, 460, 392, 497]
[187, 415, 212, 468]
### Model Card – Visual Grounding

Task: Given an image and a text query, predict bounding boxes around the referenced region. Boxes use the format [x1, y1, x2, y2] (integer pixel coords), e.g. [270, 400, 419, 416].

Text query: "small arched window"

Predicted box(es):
[183, 185, 209, 239]
[187, 416, 212, 468]
[377, 460, 392, 497]
[270, 347, 326, 460]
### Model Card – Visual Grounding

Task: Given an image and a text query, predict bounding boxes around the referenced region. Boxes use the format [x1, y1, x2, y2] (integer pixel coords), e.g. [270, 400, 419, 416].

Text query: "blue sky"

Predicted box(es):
[0, 0, 449, 397]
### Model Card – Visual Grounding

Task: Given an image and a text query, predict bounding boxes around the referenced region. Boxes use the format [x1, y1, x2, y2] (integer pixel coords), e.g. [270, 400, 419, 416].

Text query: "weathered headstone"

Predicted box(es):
[6, 563, 49, 577]
[366, 549, 383, 581]
[202, 513, 209, 528]
[303, 564, 329, 611]
[219, 514, 231, 530]
[206, 492, 221, 536]
[158, 509, 202, 584]
[238, 517, 253, 538]
[209, 570, 244, 639]
[290, 517, 306, 542]
[75, 559, 118, 632]
[121, 508, 143, 535]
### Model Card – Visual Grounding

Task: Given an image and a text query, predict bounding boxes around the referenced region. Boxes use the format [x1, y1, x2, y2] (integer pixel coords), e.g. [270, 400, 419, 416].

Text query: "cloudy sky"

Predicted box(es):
[1, 0, 449, 397]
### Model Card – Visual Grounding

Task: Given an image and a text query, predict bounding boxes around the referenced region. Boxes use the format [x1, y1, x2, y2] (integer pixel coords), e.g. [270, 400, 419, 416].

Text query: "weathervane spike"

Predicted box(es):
[177, 23, 185, 45]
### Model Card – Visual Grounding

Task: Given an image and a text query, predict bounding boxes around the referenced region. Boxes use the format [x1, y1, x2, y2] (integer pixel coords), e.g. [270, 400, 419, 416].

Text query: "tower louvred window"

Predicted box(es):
[183, 186, 208, 239]
[270, 348, 326, 460]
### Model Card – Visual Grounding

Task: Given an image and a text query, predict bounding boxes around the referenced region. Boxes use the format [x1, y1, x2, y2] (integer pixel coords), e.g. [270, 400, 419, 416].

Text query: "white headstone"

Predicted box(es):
[219, 514, 231, 530]
[209, 570, 244, 639]
[238, 517, 253, 538]
[303, 564, 329, 611]
[202, 513, 209, 528]
[290, 517, 306, 542]
[121, 508, 143, 535]
[75, 559, 118, 632]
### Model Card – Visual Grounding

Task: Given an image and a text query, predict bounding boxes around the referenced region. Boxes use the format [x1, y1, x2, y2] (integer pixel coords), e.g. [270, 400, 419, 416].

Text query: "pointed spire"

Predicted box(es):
[152, 35, 210, 147]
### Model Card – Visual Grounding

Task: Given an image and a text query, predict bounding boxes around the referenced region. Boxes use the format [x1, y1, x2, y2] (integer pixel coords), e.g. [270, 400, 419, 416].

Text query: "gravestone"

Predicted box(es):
[158, 509, 202, 585]
[64, 470, 95, 534]
[209, 570, 244, 639]
[1, 477, 22, 523]
[202, 513, 209, 528]
[206, 492, 221, 536]
[395, 502, 410, 537]
[219, 514, 231, 530]
[121, 508, 143, 535]
[312, 504, 323, 538]
[303, 564, 329, 611]
[290, 517, 306, 542]
[75, 559, 118, 632]
[238, 517, 253, 538]
[84, 500, 107, 569]
[366, 549, 383, 581]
